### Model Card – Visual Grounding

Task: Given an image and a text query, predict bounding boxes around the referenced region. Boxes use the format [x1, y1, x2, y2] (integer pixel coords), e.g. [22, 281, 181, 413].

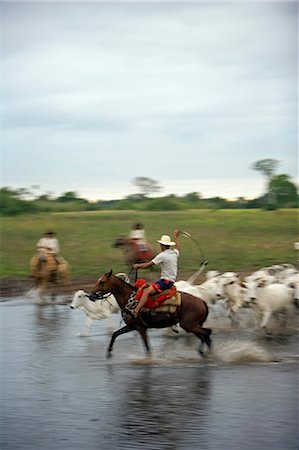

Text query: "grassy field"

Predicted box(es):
[0, 209, 298, 280]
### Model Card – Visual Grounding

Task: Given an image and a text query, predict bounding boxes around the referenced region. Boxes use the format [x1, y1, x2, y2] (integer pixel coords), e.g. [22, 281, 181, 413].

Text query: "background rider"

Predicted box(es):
[36, 231, 60, 264]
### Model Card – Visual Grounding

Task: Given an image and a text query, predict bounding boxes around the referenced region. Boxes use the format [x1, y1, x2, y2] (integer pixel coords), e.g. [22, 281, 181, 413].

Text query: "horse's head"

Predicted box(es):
[112, 236, 126, 248]
[89, 270, 113, 301]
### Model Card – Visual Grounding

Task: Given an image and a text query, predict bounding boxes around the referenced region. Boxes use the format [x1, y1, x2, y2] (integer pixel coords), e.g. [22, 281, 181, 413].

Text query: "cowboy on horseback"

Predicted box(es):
[30, 231, 69, 296]
[89, 229, 211, 358]
[132, 229, 181, 316]
[36, 231, 60, 263]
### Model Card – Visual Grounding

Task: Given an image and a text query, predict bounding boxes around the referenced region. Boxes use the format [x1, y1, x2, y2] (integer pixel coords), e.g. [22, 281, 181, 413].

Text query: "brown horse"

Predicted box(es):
[113, 236, 154, 267]
[89, 270, 212, 359]
[30, 254, 70, 299]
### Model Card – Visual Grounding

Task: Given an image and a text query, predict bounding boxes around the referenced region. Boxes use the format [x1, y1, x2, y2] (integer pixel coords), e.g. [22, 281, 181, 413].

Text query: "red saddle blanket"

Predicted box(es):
[131, 243, 154, 261]
[134, 279, 177, 309]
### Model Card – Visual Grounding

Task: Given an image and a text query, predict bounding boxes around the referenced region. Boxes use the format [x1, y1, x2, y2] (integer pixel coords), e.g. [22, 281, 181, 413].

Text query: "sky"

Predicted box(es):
[1, 1, 298, 201]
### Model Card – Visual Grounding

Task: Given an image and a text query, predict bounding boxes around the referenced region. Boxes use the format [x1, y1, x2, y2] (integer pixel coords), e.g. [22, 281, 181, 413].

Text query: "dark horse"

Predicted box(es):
[89, 270, 212, 359]
[113, 236, 154, 267]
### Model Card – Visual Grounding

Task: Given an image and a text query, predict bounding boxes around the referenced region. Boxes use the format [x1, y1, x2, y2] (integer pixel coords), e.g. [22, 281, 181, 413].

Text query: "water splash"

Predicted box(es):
[24, 288, 70, 305]
[211, 339, 274, 363]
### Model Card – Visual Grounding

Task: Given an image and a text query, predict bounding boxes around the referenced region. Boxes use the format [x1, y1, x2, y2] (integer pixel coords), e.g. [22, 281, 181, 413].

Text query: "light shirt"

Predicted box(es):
[37, 237, 60, 254]
[129, 229, 145, 240]
[152, 248, 179, 282]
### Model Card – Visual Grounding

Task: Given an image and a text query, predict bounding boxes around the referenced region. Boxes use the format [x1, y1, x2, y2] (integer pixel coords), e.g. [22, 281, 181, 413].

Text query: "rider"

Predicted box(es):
[132, 229, 181, 316]
[36, 231, 60, 264]
[128, 222, 147, 251]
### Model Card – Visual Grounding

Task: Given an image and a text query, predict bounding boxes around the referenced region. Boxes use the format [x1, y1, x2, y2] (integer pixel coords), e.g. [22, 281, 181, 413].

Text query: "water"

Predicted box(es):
[1, 295, 298, 450]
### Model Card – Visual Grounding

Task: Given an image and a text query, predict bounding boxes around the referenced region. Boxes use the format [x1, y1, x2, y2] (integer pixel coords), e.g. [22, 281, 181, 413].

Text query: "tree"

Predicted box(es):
[57, 191, 81, 202]
[184, 192, 202, 203]
[132, 177, 162, 198]
[269, 174, 298, 208]
[0, 187, 37, 215]
[251, 159, 280, 179]
[251, 159, 280, 208]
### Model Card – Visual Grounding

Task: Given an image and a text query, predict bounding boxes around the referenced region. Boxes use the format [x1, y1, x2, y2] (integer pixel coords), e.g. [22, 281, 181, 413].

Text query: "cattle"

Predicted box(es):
[70, 290, 120, 336]
[243, 279, 296, 332]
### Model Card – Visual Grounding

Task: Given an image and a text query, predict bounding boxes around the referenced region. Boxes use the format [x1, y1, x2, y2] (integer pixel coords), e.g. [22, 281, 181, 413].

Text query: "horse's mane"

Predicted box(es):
[111, 273, 137, 291]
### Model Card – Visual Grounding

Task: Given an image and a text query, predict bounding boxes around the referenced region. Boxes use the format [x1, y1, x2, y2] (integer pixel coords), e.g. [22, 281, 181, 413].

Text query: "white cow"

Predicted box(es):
[174, 272, 239, 327]
[244, 279, 296, 331]
[283, 273, 299, 308]
[175, 276, 224, 305]
[219, 278, 247, 324]
[70, 290, 120, 336]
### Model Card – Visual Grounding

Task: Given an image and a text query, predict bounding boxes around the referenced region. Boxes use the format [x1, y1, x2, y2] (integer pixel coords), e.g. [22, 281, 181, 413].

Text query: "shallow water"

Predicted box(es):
[1, 296, 298, 450]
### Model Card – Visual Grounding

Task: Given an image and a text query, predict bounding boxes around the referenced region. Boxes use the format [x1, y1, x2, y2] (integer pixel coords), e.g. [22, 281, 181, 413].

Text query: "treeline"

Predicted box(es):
[1, 183, 298, 216]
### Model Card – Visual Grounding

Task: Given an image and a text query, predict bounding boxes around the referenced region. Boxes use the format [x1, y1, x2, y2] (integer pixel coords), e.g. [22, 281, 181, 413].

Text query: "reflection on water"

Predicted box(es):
[107, 366, 211, 450]
[1, 298, 298, 450]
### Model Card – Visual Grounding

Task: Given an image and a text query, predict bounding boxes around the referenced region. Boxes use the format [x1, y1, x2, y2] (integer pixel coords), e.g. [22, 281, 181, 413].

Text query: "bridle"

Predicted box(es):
[88, 274, 136, 302]
[88, 291, 111, 301]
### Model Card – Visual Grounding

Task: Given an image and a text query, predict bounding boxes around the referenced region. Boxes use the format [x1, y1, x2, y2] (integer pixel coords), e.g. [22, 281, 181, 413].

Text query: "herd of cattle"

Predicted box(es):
[70, 264, 299, 336]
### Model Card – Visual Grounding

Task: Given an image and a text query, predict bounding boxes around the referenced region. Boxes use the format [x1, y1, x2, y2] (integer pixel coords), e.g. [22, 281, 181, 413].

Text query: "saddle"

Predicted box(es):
[134, 279, 181, 313]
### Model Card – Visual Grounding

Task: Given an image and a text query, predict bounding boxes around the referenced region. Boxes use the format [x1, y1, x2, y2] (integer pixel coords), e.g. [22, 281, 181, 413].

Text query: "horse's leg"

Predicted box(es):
[51, 287, 57, 302]
[135, 326, 151, 356]
[106, 325, 133, 359]
[195, 328, 212, 356]
[181, 323, 212, 356]
[202, 327, 212, 350]
[34, 276, 45, 301]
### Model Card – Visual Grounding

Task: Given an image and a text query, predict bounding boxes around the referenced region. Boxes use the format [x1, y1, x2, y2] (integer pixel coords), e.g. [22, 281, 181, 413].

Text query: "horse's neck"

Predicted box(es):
[111, 278, 134, 308]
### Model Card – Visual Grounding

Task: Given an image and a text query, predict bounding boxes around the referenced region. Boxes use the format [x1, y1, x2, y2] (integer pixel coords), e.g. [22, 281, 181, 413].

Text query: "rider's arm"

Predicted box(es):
[133, 261, 154, 270]
[173, 230, 180, 251]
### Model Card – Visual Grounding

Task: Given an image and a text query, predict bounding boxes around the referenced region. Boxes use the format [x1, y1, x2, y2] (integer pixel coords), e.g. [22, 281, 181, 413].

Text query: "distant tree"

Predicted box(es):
[233, 197, 248, 209]
[125, 193, 145, 201]
[269, 174, 298, 208]
[251, 159, 280, 179]
[15, 187, 34, 200]
[208, 196, 229, 209]
[0, 187, 37, 215]
[57, 191, 81, 203]
[146, 196, 182, 211]
[132, 177, 162, 198]
[251, 158, 280, 209]
[184, 192, 202, 202]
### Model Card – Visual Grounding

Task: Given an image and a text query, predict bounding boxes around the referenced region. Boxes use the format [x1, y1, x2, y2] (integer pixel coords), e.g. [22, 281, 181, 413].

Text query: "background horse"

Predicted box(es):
[113, 236, 154, 267]
[89, 270, 212, 359]
[30, 254, 70, 300]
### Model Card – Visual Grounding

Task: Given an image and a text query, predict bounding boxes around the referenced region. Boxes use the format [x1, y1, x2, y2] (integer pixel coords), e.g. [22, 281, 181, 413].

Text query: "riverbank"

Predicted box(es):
[0, 270, 253, 298]
[0, 276, 97, 298]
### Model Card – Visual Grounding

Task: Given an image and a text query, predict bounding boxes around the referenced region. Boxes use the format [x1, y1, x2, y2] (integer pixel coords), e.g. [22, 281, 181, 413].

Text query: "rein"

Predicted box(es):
[126, 267, 138, 283]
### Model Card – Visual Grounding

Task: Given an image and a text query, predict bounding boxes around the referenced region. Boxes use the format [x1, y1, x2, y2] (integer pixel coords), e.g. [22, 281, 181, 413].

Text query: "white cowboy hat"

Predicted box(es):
[157, 235, 176, 246]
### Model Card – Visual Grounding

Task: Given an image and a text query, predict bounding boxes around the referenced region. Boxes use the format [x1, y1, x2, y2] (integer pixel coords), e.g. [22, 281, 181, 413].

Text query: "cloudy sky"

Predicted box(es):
[2, 1, 298, 200]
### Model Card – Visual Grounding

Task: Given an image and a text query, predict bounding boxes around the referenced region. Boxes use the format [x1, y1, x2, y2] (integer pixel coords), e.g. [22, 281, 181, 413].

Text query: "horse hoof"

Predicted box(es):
[106, 352, 113, 359]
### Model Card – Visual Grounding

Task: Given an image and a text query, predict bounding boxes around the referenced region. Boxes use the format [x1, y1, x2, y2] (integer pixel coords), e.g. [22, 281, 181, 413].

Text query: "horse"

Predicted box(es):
[89, 270, 212, 359]
[113, 236, 154, 267]
[29, 253, 70, 300]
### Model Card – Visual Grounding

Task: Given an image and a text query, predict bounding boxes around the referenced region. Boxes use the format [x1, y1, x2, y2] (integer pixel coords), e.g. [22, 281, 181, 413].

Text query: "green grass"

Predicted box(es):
[0, 209, 298, 279]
